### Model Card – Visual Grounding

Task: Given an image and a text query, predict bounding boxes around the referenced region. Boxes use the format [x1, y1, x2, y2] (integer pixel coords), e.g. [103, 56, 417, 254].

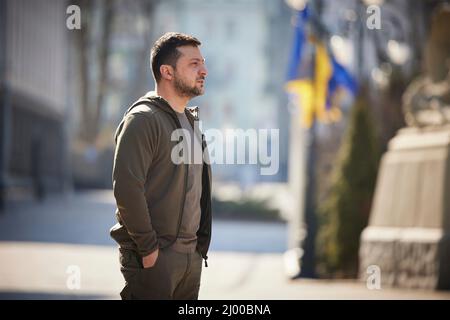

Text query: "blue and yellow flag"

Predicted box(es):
[285, 7, 315, 128]
[285, 6, 358, 128]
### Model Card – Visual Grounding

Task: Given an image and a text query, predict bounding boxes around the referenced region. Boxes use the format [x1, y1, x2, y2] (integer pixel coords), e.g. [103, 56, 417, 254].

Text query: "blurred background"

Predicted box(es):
[0, 0, 450, 299]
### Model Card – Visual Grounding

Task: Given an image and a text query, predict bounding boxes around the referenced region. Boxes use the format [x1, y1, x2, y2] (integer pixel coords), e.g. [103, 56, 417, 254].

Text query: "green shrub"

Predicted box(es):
[317, 94, 380, 278]
[212, 196, 283, 222]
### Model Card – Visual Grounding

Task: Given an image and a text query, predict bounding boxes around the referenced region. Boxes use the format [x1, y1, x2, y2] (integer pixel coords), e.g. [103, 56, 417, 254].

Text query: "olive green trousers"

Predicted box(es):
[118, 247, 203, 300]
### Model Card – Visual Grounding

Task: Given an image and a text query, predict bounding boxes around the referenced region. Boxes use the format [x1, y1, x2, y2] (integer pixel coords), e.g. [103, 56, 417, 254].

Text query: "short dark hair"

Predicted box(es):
[151, 32, 201, 82]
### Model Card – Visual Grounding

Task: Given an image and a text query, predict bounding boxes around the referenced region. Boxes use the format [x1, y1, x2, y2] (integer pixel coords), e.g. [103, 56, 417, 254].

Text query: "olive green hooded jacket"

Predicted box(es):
[110, 91, 212, 266]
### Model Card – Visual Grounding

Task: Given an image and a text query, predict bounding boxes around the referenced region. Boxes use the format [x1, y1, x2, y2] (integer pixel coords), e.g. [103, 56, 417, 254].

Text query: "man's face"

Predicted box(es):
[172, 46, 208, 98]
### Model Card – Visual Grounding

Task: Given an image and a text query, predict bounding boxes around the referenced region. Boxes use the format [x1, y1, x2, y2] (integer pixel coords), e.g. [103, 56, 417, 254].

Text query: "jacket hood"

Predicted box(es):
[124, 91, 199, 120]
[122, 91, 173, 116]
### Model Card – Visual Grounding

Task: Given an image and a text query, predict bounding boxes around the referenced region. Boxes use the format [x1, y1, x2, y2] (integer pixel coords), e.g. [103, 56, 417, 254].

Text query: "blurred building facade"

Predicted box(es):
[66, 0, 293, 190]
[151, 0, 292, 187]
[0, 0, 71, 205]
[68, 0, 160, 189]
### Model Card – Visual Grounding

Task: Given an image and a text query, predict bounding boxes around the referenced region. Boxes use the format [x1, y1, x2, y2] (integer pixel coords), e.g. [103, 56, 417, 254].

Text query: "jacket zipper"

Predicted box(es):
[165, 108, 209, 268]
[200, 134, 210, 268]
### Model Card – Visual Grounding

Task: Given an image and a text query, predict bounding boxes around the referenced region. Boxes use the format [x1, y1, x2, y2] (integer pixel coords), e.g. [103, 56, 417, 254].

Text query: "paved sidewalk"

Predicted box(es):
[0, 191, 449, 300]
[1, 241, 450, 300]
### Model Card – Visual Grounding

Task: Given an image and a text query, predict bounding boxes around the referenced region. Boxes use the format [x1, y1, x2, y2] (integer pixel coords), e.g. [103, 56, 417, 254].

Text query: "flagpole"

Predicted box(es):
[298, 0, 325, 279]
[283, 2, 318, 278]
[298, 116, 318, 278]
[285, 0, 336, 279]
[285, 0, 359, 279]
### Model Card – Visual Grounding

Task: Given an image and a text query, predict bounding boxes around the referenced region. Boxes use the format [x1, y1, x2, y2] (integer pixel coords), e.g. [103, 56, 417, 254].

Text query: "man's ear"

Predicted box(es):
[160, 65, 174, 81]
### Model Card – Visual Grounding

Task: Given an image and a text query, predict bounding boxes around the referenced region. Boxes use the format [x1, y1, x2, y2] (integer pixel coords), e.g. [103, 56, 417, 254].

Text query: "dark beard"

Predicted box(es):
[174, 74, 203, 98]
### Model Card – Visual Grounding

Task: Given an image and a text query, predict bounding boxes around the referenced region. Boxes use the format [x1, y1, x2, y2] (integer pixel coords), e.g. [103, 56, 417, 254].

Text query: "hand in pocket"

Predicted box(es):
[142, 248, 159, 268]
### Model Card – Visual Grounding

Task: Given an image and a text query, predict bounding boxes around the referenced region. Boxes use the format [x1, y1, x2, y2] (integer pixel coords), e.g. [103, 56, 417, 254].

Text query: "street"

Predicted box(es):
[0, 191, 449, 300]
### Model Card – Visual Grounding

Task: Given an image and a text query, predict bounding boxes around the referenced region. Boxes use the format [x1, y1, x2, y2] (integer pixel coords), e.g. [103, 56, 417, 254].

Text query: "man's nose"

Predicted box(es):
[200, 65, 208, 77]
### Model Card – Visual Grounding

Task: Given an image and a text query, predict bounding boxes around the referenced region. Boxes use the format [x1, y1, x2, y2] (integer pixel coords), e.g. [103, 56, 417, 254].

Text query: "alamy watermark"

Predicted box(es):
[366, 5, 381, 30]
[170, 121, 279, 176]
[66, 5, 81, 30]
[66, 265, 81, 290]
[366, 264, 381, 290]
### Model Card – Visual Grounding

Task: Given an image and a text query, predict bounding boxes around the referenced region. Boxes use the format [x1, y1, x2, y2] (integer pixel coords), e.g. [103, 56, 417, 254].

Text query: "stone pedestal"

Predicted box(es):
[359, 126, 450, 290]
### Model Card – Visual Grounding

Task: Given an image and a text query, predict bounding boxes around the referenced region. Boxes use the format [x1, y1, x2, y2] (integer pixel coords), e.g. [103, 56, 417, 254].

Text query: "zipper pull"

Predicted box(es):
[204, 259, 208, 268]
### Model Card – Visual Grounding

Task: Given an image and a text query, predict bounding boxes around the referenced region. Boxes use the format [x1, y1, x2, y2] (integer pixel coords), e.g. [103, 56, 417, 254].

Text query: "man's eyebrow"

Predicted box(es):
[190, 58, 206, 63]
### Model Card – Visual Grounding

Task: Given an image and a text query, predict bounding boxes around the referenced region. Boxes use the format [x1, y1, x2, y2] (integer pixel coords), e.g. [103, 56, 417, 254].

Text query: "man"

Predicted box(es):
[110, 32, 212, 300]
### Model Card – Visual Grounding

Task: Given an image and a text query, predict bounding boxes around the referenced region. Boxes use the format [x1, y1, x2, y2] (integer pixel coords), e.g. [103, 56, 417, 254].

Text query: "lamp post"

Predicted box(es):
[284, 0, 412, 279]
[284, 0, 324, 279]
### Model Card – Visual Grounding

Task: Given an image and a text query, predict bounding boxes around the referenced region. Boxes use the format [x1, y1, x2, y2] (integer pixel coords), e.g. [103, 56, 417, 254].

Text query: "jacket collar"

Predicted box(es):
[142, 91, 175, 115]
[143, 91, 199, 121]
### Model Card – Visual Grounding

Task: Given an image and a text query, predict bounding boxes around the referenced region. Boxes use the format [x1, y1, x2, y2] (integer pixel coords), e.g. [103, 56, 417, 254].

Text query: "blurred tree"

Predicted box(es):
[313, 0, 430, 278]
[316, 89, 380, 278]
[70, 0, 161, 188]
[375, 67, 409, 153]
[129, 0, 160, 101]
[73, 0, 114, 143]
[73, 0, 160, 143]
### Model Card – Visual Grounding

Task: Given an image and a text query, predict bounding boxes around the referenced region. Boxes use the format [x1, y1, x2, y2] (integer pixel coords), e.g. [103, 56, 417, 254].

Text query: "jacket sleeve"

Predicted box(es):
[112, 113, 159, 257]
